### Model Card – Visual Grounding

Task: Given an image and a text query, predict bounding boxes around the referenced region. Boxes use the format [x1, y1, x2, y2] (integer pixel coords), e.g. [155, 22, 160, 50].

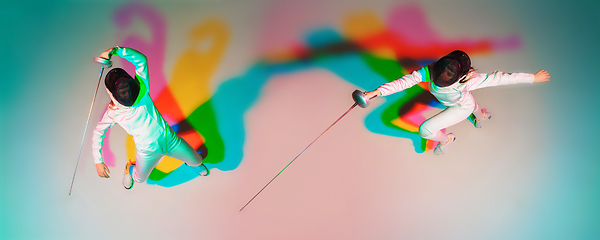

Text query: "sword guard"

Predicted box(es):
[94, 57, 112, 68]
[352, 90, 369, 108]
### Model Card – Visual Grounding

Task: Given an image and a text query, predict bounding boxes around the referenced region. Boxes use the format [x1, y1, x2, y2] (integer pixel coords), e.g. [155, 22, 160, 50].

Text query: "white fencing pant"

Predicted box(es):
[419, 99, 483, 143]
[132, 135, 203, 183]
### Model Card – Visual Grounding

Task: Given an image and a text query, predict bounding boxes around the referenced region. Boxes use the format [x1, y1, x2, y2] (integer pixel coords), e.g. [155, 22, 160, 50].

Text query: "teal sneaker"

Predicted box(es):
[469, 109, 492, 128]
[123, 164, 134, 190]
[434, 133, 456, 155]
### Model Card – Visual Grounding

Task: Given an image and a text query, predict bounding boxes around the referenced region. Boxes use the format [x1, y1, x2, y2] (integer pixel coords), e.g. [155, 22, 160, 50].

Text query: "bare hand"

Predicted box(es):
[99, 46, 118, 60]
[96, 163, 111, 178]
[534, 69, 550, 82]
[365, 90, 381, 100]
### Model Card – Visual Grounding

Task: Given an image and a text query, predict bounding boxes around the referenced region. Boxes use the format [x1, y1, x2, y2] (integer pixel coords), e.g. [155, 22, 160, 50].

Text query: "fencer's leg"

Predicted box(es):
[168, 138, 209, 176]
[129, 151, 163, 185]
[432, 133, 456, 155]
[469, 102, 492, 128]
[419, 106, 472, 155]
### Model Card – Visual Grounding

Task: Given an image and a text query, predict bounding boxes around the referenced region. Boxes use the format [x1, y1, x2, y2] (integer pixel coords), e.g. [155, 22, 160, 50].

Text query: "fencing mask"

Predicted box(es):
[432, 50, 471, 87]
[105, 68, 140, 107]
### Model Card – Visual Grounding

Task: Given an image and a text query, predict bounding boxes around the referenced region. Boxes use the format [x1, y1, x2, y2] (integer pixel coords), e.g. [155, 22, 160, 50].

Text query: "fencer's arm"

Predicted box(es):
[372, 66, 427, 97]
[98, 46, 150, 95]
[91, 108, 117, 164]
[112, 47, 150, 93]
[98, 46, 149, 83]
[96, 163, 110, 178]
[466, 70, 536, 91]
[364, 89, 381, 100]
[99, 46, 119, 60]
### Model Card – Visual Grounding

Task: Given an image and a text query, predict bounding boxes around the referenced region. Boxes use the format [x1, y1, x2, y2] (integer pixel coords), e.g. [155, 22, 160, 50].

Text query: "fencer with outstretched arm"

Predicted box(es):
[363, 50, 550, 154]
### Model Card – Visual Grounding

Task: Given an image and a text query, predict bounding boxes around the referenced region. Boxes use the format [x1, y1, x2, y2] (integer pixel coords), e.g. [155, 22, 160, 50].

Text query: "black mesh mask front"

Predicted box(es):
[432, 50, 471, 87]
[105, 68, 140, 107]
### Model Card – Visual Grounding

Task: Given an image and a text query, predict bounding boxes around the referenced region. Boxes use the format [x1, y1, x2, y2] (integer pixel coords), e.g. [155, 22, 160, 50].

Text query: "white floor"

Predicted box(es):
[2, 0, 599, 239]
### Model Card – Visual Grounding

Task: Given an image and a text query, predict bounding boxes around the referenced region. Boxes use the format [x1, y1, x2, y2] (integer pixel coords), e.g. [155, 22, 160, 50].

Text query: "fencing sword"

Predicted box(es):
[68, 57, 112, 196]
[239, 90, 375, 211]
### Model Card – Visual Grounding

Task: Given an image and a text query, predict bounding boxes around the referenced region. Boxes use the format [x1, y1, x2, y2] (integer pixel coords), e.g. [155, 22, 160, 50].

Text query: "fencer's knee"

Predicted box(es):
[188, 154, 203, 167]
[132, 175, 145, 183]
[183, 154, 203, 167]
[419, 123, 434, 138]
[185, 162, 202, 167]
[131, 169, 147, 183]
[133, 175, 148, 183]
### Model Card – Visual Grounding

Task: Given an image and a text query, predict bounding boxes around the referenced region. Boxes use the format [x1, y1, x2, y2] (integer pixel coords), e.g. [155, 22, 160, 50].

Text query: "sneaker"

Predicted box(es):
[469, 109, 492, 128]
[123, 164, 134, 190]
[434, 133, 456, 155]
[199, 164, 210, 176]
[185, 163, 210, 176]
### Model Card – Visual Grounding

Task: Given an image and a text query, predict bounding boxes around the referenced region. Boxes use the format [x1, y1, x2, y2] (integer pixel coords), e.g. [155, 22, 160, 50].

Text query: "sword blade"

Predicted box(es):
[69, 66, 105, 196]
[240, 102, 359, 211]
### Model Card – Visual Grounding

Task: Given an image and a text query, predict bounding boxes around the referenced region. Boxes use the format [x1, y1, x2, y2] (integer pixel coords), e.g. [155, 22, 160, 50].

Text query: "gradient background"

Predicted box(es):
[2, 0, 599, 239]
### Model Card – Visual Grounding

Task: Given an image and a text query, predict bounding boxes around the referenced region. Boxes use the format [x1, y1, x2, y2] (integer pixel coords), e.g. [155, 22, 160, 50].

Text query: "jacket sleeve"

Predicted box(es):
[377, 66, 428, 96]
[112, 47, 150, 97]
[465, 71, 534, 91]
[91, 108, 117, 164]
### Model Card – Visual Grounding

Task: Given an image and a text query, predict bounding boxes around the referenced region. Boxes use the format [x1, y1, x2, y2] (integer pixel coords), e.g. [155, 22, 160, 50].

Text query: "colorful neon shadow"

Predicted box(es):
[207, 5, 520, 172]
[353, 5, 519, 152]
[256, 3, 520, 152]
[102, 2, 520, 187]
[102, 2, 228, 187]
[148, 18, 229, 185]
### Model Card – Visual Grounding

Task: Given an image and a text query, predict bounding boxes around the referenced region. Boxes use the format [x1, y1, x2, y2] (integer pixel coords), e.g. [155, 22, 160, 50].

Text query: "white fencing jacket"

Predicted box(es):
[377, 64, 534, 108]
[91, 47, 176, 164]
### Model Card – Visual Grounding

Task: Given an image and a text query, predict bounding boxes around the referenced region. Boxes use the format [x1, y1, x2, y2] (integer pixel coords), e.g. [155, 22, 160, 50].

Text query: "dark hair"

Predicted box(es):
[459, 67, 475, 84]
